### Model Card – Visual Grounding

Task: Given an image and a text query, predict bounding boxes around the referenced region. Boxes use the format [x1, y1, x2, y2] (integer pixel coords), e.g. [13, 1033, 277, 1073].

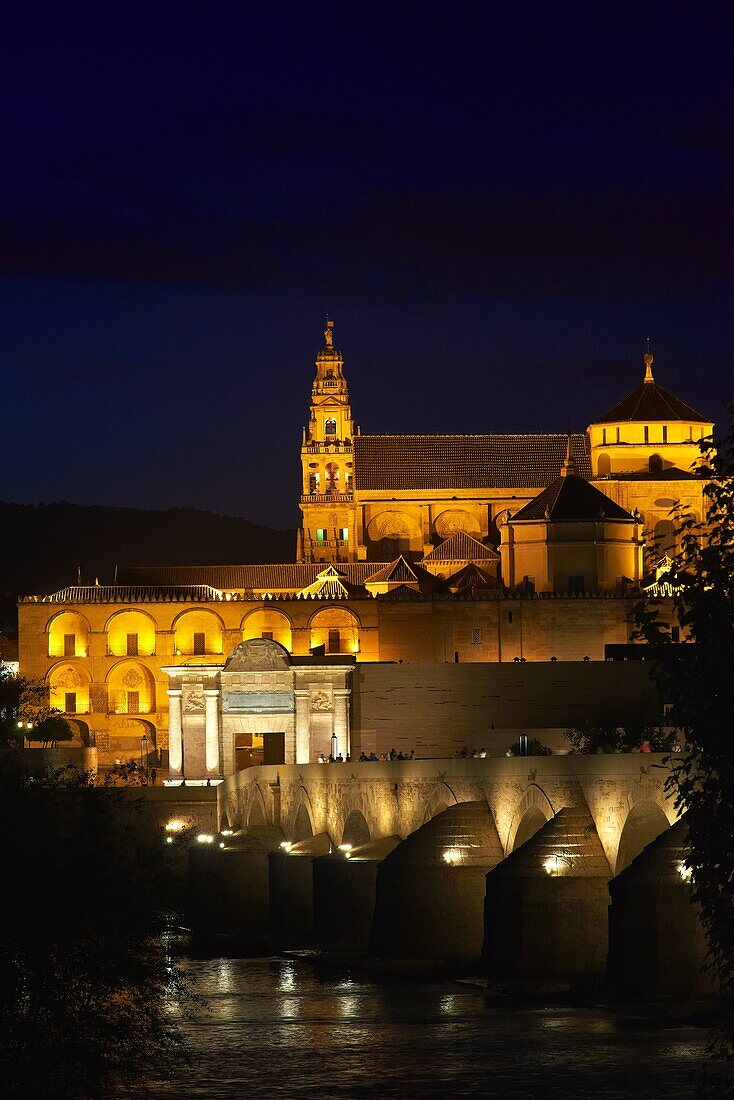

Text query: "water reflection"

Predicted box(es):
[127, 956, 710, 1099]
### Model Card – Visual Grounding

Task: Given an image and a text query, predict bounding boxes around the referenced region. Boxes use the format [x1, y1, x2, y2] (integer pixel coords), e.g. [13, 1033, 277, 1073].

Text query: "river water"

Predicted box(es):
[141, 955, 712, 1098]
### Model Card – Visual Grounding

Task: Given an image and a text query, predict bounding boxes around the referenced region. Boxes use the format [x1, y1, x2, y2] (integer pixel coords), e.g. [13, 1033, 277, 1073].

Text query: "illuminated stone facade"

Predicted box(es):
[298, 328, 711, 566]
[17, 323, 711, 768]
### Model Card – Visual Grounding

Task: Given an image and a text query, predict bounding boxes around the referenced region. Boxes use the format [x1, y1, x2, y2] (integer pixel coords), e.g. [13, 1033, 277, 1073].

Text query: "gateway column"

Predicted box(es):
[167, 687, 183, 777]
[204, 688, 220, 775]
[294, 688, 311, 765]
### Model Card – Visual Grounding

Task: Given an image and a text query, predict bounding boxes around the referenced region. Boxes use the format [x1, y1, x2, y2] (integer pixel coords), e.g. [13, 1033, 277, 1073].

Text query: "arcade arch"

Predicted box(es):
[47, 610, 90, 658]
[106, 609, 156, 657]
[309, 606, 360, 655]
[242, 608, 292, 652]
[173, 608, 224, 657]
[106, 660, 156, 715]
[48, 662, 91, 715]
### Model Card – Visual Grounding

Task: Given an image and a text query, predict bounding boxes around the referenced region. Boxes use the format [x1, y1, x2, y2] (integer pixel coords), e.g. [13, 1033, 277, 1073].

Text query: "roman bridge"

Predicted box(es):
[189, 752, 700, 988]
[218, 753, 677, 874]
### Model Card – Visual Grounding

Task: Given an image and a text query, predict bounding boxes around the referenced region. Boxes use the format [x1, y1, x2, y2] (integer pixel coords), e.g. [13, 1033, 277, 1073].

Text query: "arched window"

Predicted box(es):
[325, 462, 340, 493]
[597, 453, 611, 477]
[106, 661, 156, 715]
[648, 453, 663, 474]
[310, 607, 360, 655]
[324, 418, 337, 436]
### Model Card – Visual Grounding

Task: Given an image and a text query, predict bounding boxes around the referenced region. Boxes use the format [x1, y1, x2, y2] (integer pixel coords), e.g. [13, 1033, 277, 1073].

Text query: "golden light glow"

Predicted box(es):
[47, 611, 89, 658]
[443, 848, 461, 865]
[165, 820, 185, 833]
[174, 609, 224, 656]
[677, 860, 693, 883]
[197, 833, 214, 844]
[107, 610, 156, 657]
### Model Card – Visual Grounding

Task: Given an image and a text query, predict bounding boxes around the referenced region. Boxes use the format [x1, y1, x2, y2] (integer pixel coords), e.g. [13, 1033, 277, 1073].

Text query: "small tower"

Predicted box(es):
[298, 319, 358, 563]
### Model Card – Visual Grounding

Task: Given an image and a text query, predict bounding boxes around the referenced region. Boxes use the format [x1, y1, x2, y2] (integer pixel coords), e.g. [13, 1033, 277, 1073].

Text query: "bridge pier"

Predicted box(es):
[370, 802, 504, 961]
[188, 825, 283, 941]
[269, 834, 331, 945]
[312, 837, 401, 949]
[608, 816, 717, 998]
[483, 806, 611, 980]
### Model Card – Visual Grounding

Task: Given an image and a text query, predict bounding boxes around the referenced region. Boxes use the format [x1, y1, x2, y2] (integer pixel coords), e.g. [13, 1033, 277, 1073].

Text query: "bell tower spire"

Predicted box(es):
[297, 318, 358, 563]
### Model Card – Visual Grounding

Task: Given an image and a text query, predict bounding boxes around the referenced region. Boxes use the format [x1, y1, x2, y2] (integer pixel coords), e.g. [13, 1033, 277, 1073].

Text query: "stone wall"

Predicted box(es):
[352, 661, 662, 758]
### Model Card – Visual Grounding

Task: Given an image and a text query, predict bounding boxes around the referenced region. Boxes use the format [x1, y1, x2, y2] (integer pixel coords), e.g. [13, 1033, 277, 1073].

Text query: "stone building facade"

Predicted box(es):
[17, 322, 710, 769]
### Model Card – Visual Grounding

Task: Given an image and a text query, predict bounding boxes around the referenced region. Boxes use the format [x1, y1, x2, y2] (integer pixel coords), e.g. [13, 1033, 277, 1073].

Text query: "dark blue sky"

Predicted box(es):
[2, 3, 732, 528]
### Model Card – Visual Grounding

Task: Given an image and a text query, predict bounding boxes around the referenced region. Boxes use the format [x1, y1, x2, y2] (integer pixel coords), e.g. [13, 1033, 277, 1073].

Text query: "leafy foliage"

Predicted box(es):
[0, 763, 200, 1097]
[633, 410, 734, 1066]
[0, 666, 58, 747]
[564, 720, 679, 754]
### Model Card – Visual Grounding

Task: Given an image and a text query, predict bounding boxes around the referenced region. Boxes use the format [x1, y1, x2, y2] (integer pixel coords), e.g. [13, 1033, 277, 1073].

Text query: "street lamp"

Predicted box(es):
[139, 733, 150, 786]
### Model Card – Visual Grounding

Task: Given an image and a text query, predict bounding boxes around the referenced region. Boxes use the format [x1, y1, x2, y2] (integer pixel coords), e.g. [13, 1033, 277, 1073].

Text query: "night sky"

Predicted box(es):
[2, 4, 732, 529]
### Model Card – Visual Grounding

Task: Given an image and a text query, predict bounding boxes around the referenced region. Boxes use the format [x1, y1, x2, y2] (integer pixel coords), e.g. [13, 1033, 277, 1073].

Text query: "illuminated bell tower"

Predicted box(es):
[297, 319, 358, 563]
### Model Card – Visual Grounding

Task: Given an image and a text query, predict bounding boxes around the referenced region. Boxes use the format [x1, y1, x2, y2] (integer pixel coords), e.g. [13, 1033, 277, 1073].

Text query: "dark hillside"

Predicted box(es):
[0, 500, 295, 634]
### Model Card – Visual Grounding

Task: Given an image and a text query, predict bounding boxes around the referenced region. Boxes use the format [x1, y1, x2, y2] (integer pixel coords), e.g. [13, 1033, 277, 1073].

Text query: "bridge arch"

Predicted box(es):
[615, 801, 671, 873]
[287, 788, 317, 842]
[246, 785, 268, 829]
[341, 809, 371, 848]
[505, 784, 555, 853]
[423, 781, 459, 824]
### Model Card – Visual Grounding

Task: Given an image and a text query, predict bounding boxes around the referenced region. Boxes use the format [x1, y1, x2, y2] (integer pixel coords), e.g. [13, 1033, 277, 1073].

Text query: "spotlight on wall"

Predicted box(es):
[338, 843, 352, 854]
[442, 848, 460, 865]
[165, 820, 185, 833]
[543, 855, 562, 876]
[677, 860, 693, 883]
[197, 833, 214, 844]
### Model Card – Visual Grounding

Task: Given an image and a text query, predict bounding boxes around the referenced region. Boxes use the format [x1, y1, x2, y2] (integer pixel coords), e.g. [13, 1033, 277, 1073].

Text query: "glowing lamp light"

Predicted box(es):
[165, 820, 185, 833]
[280, 841, 293, 852]
[338, 843, 352, 854]
[219, 842, 226, 849]
[221, 829, 233, 837]
[678, 860, 693, 883]
[443, 848, 461, 865]
[543, 855, 562, 876]
[197, 833, 214, 844]
[17, 720, 23, 729]
[166, 836, 173, 845]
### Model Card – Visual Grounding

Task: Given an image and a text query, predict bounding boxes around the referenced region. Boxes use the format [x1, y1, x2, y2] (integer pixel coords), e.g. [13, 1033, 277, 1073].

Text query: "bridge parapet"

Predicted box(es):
[218, 754, 677, 871]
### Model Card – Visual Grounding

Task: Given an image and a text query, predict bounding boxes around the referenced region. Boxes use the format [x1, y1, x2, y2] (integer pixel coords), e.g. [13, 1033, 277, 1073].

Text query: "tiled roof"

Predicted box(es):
[511, 474, 634, 522]
[364, 555, 441, 590]
[116, 563, 381, 591]
[422, 532, 499, 562]
[297, 566, 352, 600]
[596, 380, 708, 424]
[353, 433, 591, 491]
[446, 563, 502, 591]
[41, 584, 225, 603]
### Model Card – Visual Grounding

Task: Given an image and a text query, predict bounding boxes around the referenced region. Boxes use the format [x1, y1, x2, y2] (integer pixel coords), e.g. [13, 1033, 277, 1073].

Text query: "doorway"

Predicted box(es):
[262, 732, 286, 765]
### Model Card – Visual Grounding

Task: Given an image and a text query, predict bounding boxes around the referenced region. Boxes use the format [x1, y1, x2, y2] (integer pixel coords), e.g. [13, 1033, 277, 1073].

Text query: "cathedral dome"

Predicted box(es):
[595, 353, 708, 424]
